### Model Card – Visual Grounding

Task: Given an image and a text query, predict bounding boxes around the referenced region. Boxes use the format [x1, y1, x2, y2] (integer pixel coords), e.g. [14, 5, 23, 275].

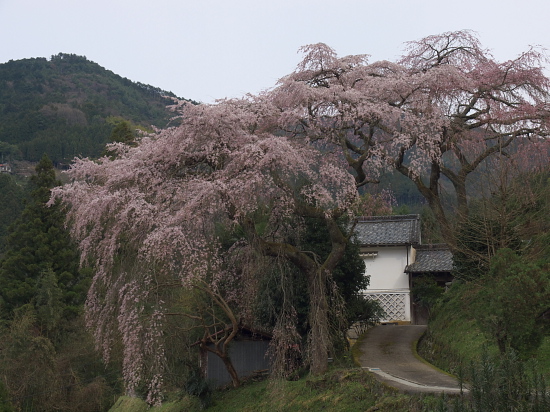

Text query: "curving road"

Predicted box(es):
[358, 325, 467, 394]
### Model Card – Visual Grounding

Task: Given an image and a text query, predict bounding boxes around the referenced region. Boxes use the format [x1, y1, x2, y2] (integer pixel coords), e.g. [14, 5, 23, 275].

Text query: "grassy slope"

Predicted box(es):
[108, 369, 449, 412]
[108, 331, 448, 412]
[417, 281, 550, 379]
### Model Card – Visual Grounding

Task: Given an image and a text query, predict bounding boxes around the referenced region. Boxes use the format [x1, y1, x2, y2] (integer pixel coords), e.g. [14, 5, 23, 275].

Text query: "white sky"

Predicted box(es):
[1, 0, 549, 103]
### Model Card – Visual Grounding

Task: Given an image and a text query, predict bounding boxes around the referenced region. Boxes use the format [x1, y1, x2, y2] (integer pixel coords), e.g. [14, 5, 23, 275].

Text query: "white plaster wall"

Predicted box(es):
[361, 246, 410, 292]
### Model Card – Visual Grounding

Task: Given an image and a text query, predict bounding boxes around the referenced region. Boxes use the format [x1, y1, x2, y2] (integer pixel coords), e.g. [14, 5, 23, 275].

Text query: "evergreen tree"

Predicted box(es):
[102, 119, 138, 158]
[256, 217, 370, 338]
[109, 120, 137, 145]
[0, 174, 26, 253]
[0, 154, 88, 327]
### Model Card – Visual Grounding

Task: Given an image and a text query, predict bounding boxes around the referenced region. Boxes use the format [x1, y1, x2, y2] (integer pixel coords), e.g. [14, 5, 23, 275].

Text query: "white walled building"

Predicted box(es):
[0, 163, 12, 174]
[354, 215, 453, 324]
[355, 215, 421, 323]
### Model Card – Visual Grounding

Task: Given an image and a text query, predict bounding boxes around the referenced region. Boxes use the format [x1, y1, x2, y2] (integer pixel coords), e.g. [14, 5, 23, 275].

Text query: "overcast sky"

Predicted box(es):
[1, 0, 549, 103]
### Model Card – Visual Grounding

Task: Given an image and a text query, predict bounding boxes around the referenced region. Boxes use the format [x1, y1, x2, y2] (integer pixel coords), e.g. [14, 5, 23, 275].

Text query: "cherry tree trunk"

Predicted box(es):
[307, 268, 329, 375]
[220, 353, 241, 388]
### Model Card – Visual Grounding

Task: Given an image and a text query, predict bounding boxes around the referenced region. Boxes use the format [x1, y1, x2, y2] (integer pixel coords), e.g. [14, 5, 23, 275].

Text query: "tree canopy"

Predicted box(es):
[52, 30, 550, 404]
[270, 30, 549, 246]
[53, 98, 365, 402]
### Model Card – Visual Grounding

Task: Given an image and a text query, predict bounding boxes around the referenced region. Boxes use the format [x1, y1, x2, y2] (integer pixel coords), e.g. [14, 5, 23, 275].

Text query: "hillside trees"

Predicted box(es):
[474, 248, 549, 355]
[0, 173, 26, 250]
[453, 165, 549, 280]
[0, 154, 88, 327]
[0, 155, 117, 411]
[0, 54, 190, 163]
[271, 30, 550, 248]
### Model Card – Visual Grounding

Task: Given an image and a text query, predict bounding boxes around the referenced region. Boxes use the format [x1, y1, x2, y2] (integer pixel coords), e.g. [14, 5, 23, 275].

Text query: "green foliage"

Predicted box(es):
[108, 119, 137, 145]
[466, 348, 549, 412]
[419, 275, 550, 381]
[419, 206, 443, 244]
[376, 169, 427, 210]
[0, 308, 121, 412]
[31, 152, 58, 198]
[507, 170, 550, 260]
[411, 276, 444, 313]
[0, 155, 114, 410]
[0, 54, 195, 163]
[185, 369, 213, 409]
[108, 369, 398, 412]
[0, 155, 88, 325]
[474, 249, 549, 355]
[303, 217, 368, 312]
[420, 348, 550, 412]
[35, 266, 65, 334]
[419, 283, 495, 377]
[109, 394, 202, 412]
[346, 296, 385, 337]
[102, 119, 140, 158]
[110, 362, 550, 412]
[0, 141, 21, 161]
[254, 217, 369, 339]
[0, 173, 26, 251]
[0, 306, 57, 411]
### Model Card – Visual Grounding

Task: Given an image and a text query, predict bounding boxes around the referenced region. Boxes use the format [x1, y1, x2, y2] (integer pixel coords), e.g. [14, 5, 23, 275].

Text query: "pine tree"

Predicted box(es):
[0, 174, 26, 253]
[0, 154, 88, 326]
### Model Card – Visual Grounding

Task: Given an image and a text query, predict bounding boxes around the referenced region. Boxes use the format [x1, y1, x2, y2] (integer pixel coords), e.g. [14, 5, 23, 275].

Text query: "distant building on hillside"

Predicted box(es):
[355, 215, 453, 325]
[0, 163, 12, 174]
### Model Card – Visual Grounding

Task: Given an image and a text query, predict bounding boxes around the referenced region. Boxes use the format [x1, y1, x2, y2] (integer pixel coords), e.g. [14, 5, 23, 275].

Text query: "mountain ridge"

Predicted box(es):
[0, 53, 196, 164]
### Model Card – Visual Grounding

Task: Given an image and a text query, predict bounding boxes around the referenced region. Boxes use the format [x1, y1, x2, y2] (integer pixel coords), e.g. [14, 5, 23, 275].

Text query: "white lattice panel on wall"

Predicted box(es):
[365, 293, 409, 321]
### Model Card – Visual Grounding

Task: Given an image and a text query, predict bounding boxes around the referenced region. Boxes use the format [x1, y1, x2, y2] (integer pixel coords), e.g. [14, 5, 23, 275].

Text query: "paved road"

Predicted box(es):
[358, 324, 467, 394]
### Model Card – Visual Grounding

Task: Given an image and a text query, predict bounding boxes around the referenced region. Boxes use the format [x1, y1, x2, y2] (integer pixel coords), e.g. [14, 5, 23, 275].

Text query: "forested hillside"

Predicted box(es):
[0, 53, 196, 164]
[0, 53, 198, 254]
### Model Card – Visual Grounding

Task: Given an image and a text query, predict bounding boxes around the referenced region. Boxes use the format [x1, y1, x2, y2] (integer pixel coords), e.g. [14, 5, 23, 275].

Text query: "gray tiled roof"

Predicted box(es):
[355, 215, 421, 246]
[405, 244, 453, 273]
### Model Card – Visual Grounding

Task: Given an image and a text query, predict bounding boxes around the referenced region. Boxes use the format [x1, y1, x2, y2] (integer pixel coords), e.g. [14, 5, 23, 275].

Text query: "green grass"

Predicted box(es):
[206, 369, 386, 412]
[418, 281, 550, 379]
[109, 395, 202, 412]
[108, 368, 450, 412]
